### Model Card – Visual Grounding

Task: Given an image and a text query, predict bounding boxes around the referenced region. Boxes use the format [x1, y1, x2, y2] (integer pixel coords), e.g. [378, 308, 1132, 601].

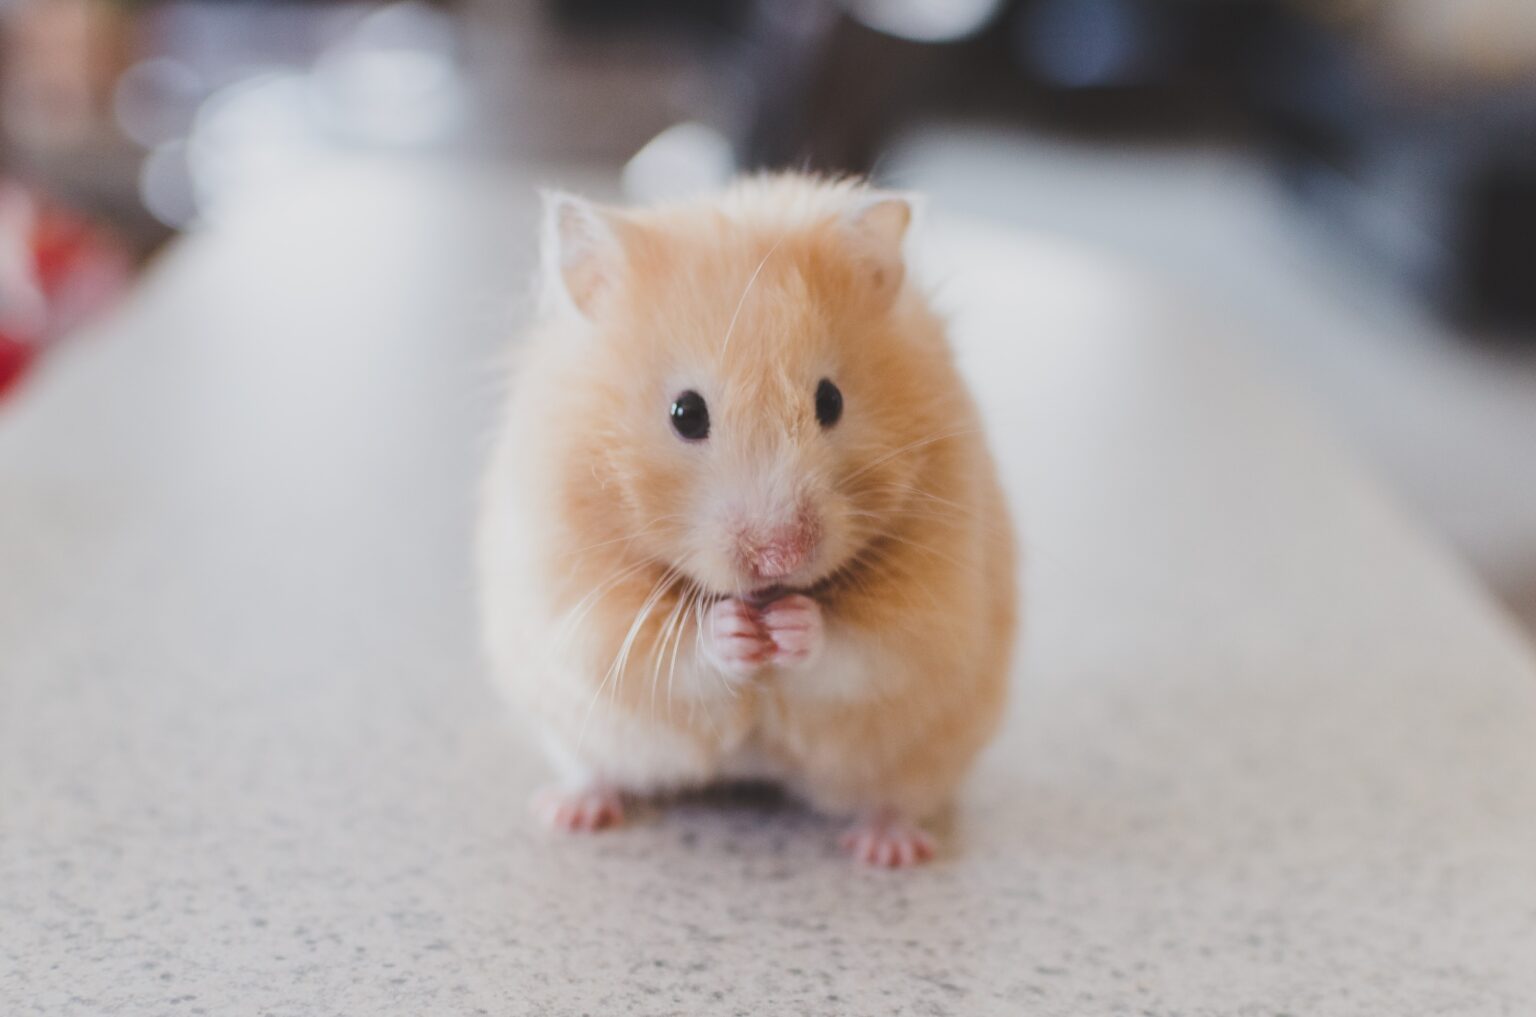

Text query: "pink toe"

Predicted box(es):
[841, 818, 936, 868]
[531, 787, 624, 833]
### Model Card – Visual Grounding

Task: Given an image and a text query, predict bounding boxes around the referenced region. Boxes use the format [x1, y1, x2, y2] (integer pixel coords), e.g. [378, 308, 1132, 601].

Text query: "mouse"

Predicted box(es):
[478, 173, 1017, 867]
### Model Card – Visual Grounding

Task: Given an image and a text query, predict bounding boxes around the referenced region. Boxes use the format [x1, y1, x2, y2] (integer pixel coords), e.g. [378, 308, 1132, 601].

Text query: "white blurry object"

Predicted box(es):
[844, 0, 1003, 42]
[308, 2, 465, 146]
[138, 140, 199, 229]
[622, 122, 736, 204]
[186, 71, 323, 225]
[131, 4, 462, 228]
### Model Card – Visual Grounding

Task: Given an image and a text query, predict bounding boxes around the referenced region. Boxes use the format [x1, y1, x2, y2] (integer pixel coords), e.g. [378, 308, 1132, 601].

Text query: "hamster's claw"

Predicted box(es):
[702, 598, 773, 678]
[757, 594, 823, 669]
[839, 816, 936, 867]
[531, 786, 625, 833]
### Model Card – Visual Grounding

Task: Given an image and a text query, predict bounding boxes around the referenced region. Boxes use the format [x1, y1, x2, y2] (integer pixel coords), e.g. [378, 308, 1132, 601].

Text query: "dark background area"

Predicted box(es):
[7, 0, 1535, 328]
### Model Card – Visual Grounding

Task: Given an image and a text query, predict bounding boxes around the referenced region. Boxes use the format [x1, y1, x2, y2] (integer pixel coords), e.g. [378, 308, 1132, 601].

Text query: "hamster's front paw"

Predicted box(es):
[702, 597, 773, 679]
[758, 594, 823, 669]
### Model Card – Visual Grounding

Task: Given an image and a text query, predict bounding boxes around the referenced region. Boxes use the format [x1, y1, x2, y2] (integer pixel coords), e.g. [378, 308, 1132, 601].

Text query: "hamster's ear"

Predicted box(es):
[541, 190, 626, 319]
[842, 191, 917, 310]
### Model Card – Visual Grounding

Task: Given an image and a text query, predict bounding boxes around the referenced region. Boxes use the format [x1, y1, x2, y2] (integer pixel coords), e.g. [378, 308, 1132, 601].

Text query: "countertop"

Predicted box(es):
[3, 157, 1535, 1016]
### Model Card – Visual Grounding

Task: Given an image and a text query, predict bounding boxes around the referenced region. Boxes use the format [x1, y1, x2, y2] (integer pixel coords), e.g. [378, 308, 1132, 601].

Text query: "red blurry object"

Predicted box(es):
[0, 181, 130, 400]
[0, 336, 35, 397]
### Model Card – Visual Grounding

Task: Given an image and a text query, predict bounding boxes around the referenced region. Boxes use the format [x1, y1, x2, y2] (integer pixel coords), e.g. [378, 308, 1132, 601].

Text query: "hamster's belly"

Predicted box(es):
[714, 738, 788, 784]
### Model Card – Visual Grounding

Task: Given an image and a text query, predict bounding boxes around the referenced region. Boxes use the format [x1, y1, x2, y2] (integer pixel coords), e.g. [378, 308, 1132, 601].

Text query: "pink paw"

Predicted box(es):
[531, 786, 624, 832]
[839, 816, 936, 868]
[702, 598, 773, 678]
[758, 594, 823, 669]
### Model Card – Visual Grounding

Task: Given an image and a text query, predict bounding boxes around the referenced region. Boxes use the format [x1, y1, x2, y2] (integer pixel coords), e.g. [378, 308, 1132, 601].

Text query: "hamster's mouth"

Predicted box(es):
[743, 584, 789, 607]
[705, 582, 815, 607]
[683, 579, 800, 607]
[691, 560, 857, 607]
[730, 558, 860, 606]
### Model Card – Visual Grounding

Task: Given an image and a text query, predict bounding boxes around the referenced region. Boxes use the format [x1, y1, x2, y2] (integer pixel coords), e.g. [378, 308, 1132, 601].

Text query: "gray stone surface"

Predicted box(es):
[3, 157, 1535, 1015]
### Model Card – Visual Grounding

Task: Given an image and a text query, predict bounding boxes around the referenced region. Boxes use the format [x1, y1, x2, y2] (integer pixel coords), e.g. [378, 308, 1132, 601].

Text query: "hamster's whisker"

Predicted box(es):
[546, 556, 656, 666]
[840, 427, 980, 484]
[577, 565, 678, 751]
[657, 586, 688, 722]
[645, 592, 675, 719]
[865, 483, 993, 522]
[662, 583, 693, 718]
[719, 232, 787, 355]
[558, 516, 685, 559]
[612, 567, 679, 693]
[855, 486, 1010, 538]
[649, 581, 692, 720]
[844, 544, 946, 615]
[869, 532, 971, 573]
[688, 579, 727, 718]
[825, 526, 957, 614]
[845, 514, 969, 562]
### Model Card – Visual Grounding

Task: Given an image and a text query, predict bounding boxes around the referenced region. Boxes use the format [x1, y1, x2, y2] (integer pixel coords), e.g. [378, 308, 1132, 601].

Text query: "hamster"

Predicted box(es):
[478, 174, 1016, 867]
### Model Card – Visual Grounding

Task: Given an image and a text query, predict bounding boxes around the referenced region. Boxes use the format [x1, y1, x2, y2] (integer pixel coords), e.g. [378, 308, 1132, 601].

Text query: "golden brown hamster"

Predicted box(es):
[478, 174, 1016, 866]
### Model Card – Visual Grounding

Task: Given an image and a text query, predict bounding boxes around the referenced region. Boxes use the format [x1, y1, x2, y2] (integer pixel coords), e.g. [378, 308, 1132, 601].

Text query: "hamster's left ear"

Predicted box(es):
[842, 191, 919, 311]
[540, 190, 628, 319]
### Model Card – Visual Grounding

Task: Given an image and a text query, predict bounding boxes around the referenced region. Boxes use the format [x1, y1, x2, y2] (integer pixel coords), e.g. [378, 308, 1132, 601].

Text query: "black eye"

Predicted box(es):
[670, 390, 710, 441]
[815, 378, 843, 428]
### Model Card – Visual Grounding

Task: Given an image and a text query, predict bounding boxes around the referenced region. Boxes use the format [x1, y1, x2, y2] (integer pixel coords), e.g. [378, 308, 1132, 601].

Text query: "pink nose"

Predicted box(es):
[740, 521, 818, 580]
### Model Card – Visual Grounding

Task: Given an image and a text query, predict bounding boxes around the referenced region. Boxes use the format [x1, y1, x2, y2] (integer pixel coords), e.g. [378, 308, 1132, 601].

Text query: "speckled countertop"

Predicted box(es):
[3, 159, 1535, 1016]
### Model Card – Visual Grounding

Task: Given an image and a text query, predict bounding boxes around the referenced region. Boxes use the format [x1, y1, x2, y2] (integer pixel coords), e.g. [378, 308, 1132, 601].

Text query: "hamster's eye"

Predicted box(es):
[670, 390, 710, 441]
[815, 378, 843, 429]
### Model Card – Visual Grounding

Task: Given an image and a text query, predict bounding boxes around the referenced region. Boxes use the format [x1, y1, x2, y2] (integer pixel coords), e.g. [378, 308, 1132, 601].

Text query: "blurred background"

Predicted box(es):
[2, 0, 1534, 629]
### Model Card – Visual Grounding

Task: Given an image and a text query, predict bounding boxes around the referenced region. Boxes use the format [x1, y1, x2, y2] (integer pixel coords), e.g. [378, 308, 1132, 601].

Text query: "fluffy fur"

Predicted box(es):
[478, 174, 1017, 863]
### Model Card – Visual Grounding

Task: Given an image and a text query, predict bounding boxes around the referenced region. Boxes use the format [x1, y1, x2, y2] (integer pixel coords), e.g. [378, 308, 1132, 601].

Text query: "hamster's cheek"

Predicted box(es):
[619, 440, 695, 520]
[811, 493, 861, 574]
[676, 525, 741, 596]
[624, 448, 739, 587]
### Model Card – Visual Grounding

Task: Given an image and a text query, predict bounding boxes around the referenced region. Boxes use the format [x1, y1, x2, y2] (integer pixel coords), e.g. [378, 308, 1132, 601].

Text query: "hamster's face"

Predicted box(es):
[546, 189, 947, 601]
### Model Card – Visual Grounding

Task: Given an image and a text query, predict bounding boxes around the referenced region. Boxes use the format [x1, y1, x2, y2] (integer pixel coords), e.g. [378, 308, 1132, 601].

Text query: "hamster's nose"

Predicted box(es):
[739, 515, 820, 580]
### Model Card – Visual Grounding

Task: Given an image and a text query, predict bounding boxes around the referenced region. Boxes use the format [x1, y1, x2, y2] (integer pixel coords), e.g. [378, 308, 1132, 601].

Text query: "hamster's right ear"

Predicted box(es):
[841, 191, 919, 312]
[540, 190, 627, 319]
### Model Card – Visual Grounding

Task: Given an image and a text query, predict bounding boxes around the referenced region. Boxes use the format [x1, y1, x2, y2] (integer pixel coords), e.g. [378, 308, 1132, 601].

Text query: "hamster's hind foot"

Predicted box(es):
[531, 785, 625, 833]
[838, 814, 936, 868]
